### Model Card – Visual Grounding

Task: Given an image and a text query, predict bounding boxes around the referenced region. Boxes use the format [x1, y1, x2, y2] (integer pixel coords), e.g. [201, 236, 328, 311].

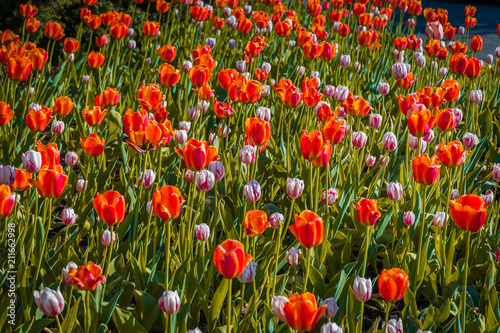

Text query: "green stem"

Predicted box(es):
[303, 248, 311, 291]
[462, 231, 471, 330]
[227, 278, 232, 333]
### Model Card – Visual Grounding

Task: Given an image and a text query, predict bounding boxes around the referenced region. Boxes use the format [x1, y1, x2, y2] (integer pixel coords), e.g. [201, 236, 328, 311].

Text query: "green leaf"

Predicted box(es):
[112, 307, 148, 333]
[209, 278, 229, 329]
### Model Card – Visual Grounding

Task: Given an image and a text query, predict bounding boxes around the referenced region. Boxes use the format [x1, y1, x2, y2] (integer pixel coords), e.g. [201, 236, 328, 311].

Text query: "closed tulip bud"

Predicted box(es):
[417, 330, 432, 333]
[431, 60, 438, 70]
[482, 190, 495, 206]
[186, 170, 195, 183]
[287, 177, 304, 198]
[351, 131, 367, 148]
[391, 62, 408, 80]
[439, 67, 448, 77]
[256, 106, 271, 122]
[321, 188, 338, 206]
[382, 132, 397, 152]
[269, 212, 284, 229]
[471, 90, 483, 104]
[82, 75, 90, 84]
[145, 57, 151, 66]
[403, 211, 415, 226]
[367, 113, 382, 129]
[323, 85, 335, 97]
[61, 207, 77, 225]
[175, 130, 188, 145]
[76, 176, 88, 192]
[377, 82, 389, 95]
[386, 319, 403, 333]
[204, 38, 215, 49]
[457, 26, 465, 35]
[29, 87, 35, 96]
[0, 166, 16, 186]
[237, 261, 257, 283]
[493, 164, 500, 182]
[33, 287, 64, 317]
[177, 121, 190, 132]
[138, 169, 156, 188]
[196, 170, 215, 191]
[68, 53, 75, 62]
[433, 211, 446, 227]
[289, 40, 296, 48]
[22, 150, 42, 173]
[195, 223, 210, 241]
[181, 61, 193, 74]
[208, 161, 224, 181]
[236, 60, 246, 73]
[425, 21, 444, 39]
[334, 85, 349, 103]
[415, 52, 426, 67]
[286, 247, 301, 266]
[321, 322, 343, 333]
[450, 189, 460, 200]
[496, 47, 500, 58]
[127, 28, 134, 36]
[272, 296, 288, 321]
[64, 151, 78, 167]
[62, 262, 78, 285]
[208, 133, 216, 144]
[408, 134, 427, 153]
[101, 229, 117, 247]
[366, 155, 376, 166]
[244, 179, 261, 202]
[51, 120, 65, 135]
[239, 145, 256, 164]
[339, 54, 351, 68]
[261, 62, 271, 72]
[320, 298, 339, 318]
[188, 107, 200, 120]
[486, 54, 494, 64]
[379, 155, 390, 168]
[387, 182, 403, 201]
[158, 290, 180, 314]
[262, 84, 270, 96]
[228, 39, 236, 48]
[463, 133, 478, 149]
[452, 108, 463, 124]
[223, 7, 231, 16]
[352, 276, 372, 301]
[297, 66, 305, 76]
[406, 18, 416, 29]
[354, 62, 361, 71]
[128, 40, 136, 50]
[423, 129, 435, 143]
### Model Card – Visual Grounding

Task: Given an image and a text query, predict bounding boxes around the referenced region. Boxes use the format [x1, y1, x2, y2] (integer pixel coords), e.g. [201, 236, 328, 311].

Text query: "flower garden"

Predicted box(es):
[0, 0, 500, 332]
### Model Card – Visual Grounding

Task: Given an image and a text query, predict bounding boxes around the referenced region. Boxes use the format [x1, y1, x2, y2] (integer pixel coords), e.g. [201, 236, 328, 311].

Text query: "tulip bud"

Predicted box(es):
[439, 67, 448, 77]
[387, 182, 403, 201]
[377, 82, 389, 95]
[382, 132, 397, 152]
[206, 161, 224, 182]
[29, 87, 34, 96]
[0, 165, 16, 186]
[261, 62, 271, 72]
[138, 169, 156, 189]
[186, 170, 195, 183]
[406, 18, 416, 29]
[195, 223, 210, 241]
[64, 151, 78, 167]
[366, 114, 382, 130]
[352, 276, 372, 301]
[289, 40, 296, 49]
[256, 106, 271, 122]
[128, 40, 136, 50]
[321, 188, 338, 206]
[334, 85, 349, 103]
[127, 28, 134, 37]
[452, 108, 463, 124]
[236, 60, 246, 73]
[386, 319, 403, 333]
[269, 212, 284, 229]
[287, 177, 304, 198]
[417, 330, 432, 333]
[457, 26, 465, 35]
[61, 207, 77, 225]
[76, 176, 88, 192]
[462, 132, 478, 149]
[431, 60, 438, 70]
[237, 261, 257, 283]
[286, 247, 301, 266]
[188, 107, 200, 120]
[33, 287, 65, 317]
[425, 21, 444, 39]
[379, 155, 390, 168]
[415, 52, 426, 67]
[182, 61, 193, 73]
[481, 189, 494, 206]
[205, 37, 216, 49]
[208, 133, 217, 145]
[22, 150, 42, 173]
[146, 57, 152, 66]
[408, 134, 427, 154]
[496, 47, 500, 58]
[339, 54, 351, 68]
[175, 130, 188, 145]
[146, 200, 156, 216]
[319, 297, 339, 318]
[366, 155, 376, 166]
[101, 229, 117, 247]
[323, 85, 335, 97]
[239, 145, 256, 164]
[297, 66, 305, 76]
[244, 179, 261, 202]
[321, 322, 343, 333]
[158, 290, 180, 314]
[423, 129, 435, 143]
[448, 189, 459, 201]
[51, 120, 65, 135]
[351, 131, 367, 148]
[354, 61, 360, 71]
[82, 75, 90, 84]
[228, 39, 236, 49]
[433, 212, 446, 227]
[272, 296, 288, 321]
[403, 211, 415, 226]
[196, 170, 215, 191]
[470, 90, 483, 104]
[223, 7, 231, 16]
[391, 62, 408, 80]
[62, 262, 78, 285]
[262, 84, 270, 96]
[67, 53, 75, 62]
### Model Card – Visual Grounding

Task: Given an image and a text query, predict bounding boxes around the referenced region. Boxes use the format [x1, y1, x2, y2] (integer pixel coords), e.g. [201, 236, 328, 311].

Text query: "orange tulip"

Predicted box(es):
[26, 105, 53, 132]
[397, 72, 416, 90]
[236, 17, 252, 33]
[30, 165, 67, 198]
[158, 63, 181, 87]
[194, 84, 214, 100]
[300, 130, 325, 161]
[228, 76, 263, 104]
[449, 40, 467, 55]
[84, 14, 102, 30]
[436, 108, 456, 131]
[213, 16, 225, 29]
[80, 133, 105, 156]
[283, 293, 326, 331]
[152, 185, 185, 221]
[213, 99, 234, 118]
[436, 140, 467, 167]
[36, 142, 60, 168]
[244, 117, 270, 147]
[321, 118, 346, 144]
[19, 4, 38, 18]
[303, 41, 323, 59]
[253, 11, 270, 29]
[101, 87, 119, 107]
[346, 96, 371, 118]
[44, 21, 64, 40]
[0, 185, 15, 218]
[276, 20, 292, 37]
[66, 262, 106, 291]
[63, 38, 79, 54]
[358, 13, 372, 26]
[443, 23, 456, 40]
[28, 48, 48, 71]
[157, 44, 176, 63]
[93, 190, 126, 225]
[338, 23, 351, 36]
[110, 22, 128, 39]
[7, 56, 31, 82]
[243, 210, 270, 236]
[196, 53, 217, 72]
[26, 18, 40, 33]
[302, 86, 322, 107]
[83, 0, 98, 5]
[465, 5, 476, 17]
[213, 239, 253, 279]
[407, 35, 422, 50]
[407, 109, 437, 137]
[378, 268, 409, 301]
[356, 198, 381, 226]
[449, 194, 487, 233]
[464, 16, 477, 29]
[88, 51, 105, 68]
[0, 30, 20, 46]
[470, 35, 483, 52]
[398, 94, 420, 116]
[100, 11, 116, 27]
[137, 83, 163, 111]
[156, 0, 170, 13]
[191, 44, 212, 60]
[465, 57, 481, 78]
[450, 53, 468, 75]
[289, 210, 324, 248]
[189, 65, 212, 88]
[412, 154, 441, 185]
[143, 20, 160, 36]
[95, 34, 107, 48]
[82, 106, 107, 126]
[416, 86, 445, 108]
[440, 79, 460, 102]
[175, 138, 220, 170]
[254, 68, 268, 82]
[0, 102, 14, 126]
[10, 169, 32, 191]
[116, 12, 131, 26]
[189, 5, 209, 21]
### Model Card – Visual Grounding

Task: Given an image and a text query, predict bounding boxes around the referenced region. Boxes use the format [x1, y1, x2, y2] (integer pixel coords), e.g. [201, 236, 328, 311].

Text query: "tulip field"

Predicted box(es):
[2, 0, 500, 332]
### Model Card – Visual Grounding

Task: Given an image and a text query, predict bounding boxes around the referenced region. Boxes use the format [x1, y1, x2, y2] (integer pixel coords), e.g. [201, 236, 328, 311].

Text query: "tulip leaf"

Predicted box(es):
[112, 306, 148, 333]
[209, 278, 229, 329]
[62, 297, 81, 332]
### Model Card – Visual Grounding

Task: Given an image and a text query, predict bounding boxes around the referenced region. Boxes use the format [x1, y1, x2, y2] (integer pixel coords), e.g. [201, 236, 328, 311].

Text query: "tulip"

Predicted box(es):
[378, 82, 389, 95]
[22, 150, 42, 173]
[158, 290, 180, 314]
[378, 268, 409, 301]
[175, 130, 187, 145]
[237, 261, 257, 283]
[0, 185, 15, 218]
[433, 211, 446, 227]
[76, 177, 88, 192]
[63, 152, 77, 167]
[244, 179, 261, 202]
[339, 54, 350, 68]
[451, 189, 460, 200]
[412, 154, 441, 185]
[138, 169, 156, 188]
[449, 194, 487, 232]
[452, 108, 463, 124]
[152, 186, 185, 221]
[88, 51, 105, 68]
[54, 96, 74, 116]
[425, 21, 444, 39]
[481, 190, 494, 207]
[423, 129, 435, 143]
[92, 191, 126, 226]
[239, 145, 256, 164]
[403, 211, 415, 226]
[436, 141, 467, 167]
[334, 85, 349, 103]
[386, 319, 403, 333]
[137, 83, 163, 111]
[255, 106, 271, 122]
[101, 229, 117, 247]
[30, 165, 67, 198]
[51, 120, 64, 135]
[158, 63, 181, 87]
[289, 210, 324, 248]
[195, 223, 210, 241]
[244, 118, 270, 147]
[300, 130, 326, 161]
[287, 177, 304, 198]
[365, 155, 376, 167]
[33, 287, 64, 317]
[369, 114, 382, 129]
[391, 62, 408, 80]
[353, 276, 372, 302]
[267, 212, 284, 230]
[80, 134, 105, 156]
[66, 262, 106, 291]
[26, 105, 53, 132]
[470, 35, 483, 52]
[175, 138, 220, 171]
[208, 161, 224, 181]
[351, 131, 367, 148]
[283, 292, 326, 331]
[321, 188, 338, 206]
[493, 164, 500, 182]
[320, 297, 339, 318]
[321, 323, 343, 333]
[382, 132, 397, 152]
[0, 102, 14, 126]
[272, 296, 289, 321]
[286, 247, 302, 266]
[196, 170, 215, 191]
[470, 90, 482, 104]
[213, 239, 253, 279]
[61, 207, 77, 225]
